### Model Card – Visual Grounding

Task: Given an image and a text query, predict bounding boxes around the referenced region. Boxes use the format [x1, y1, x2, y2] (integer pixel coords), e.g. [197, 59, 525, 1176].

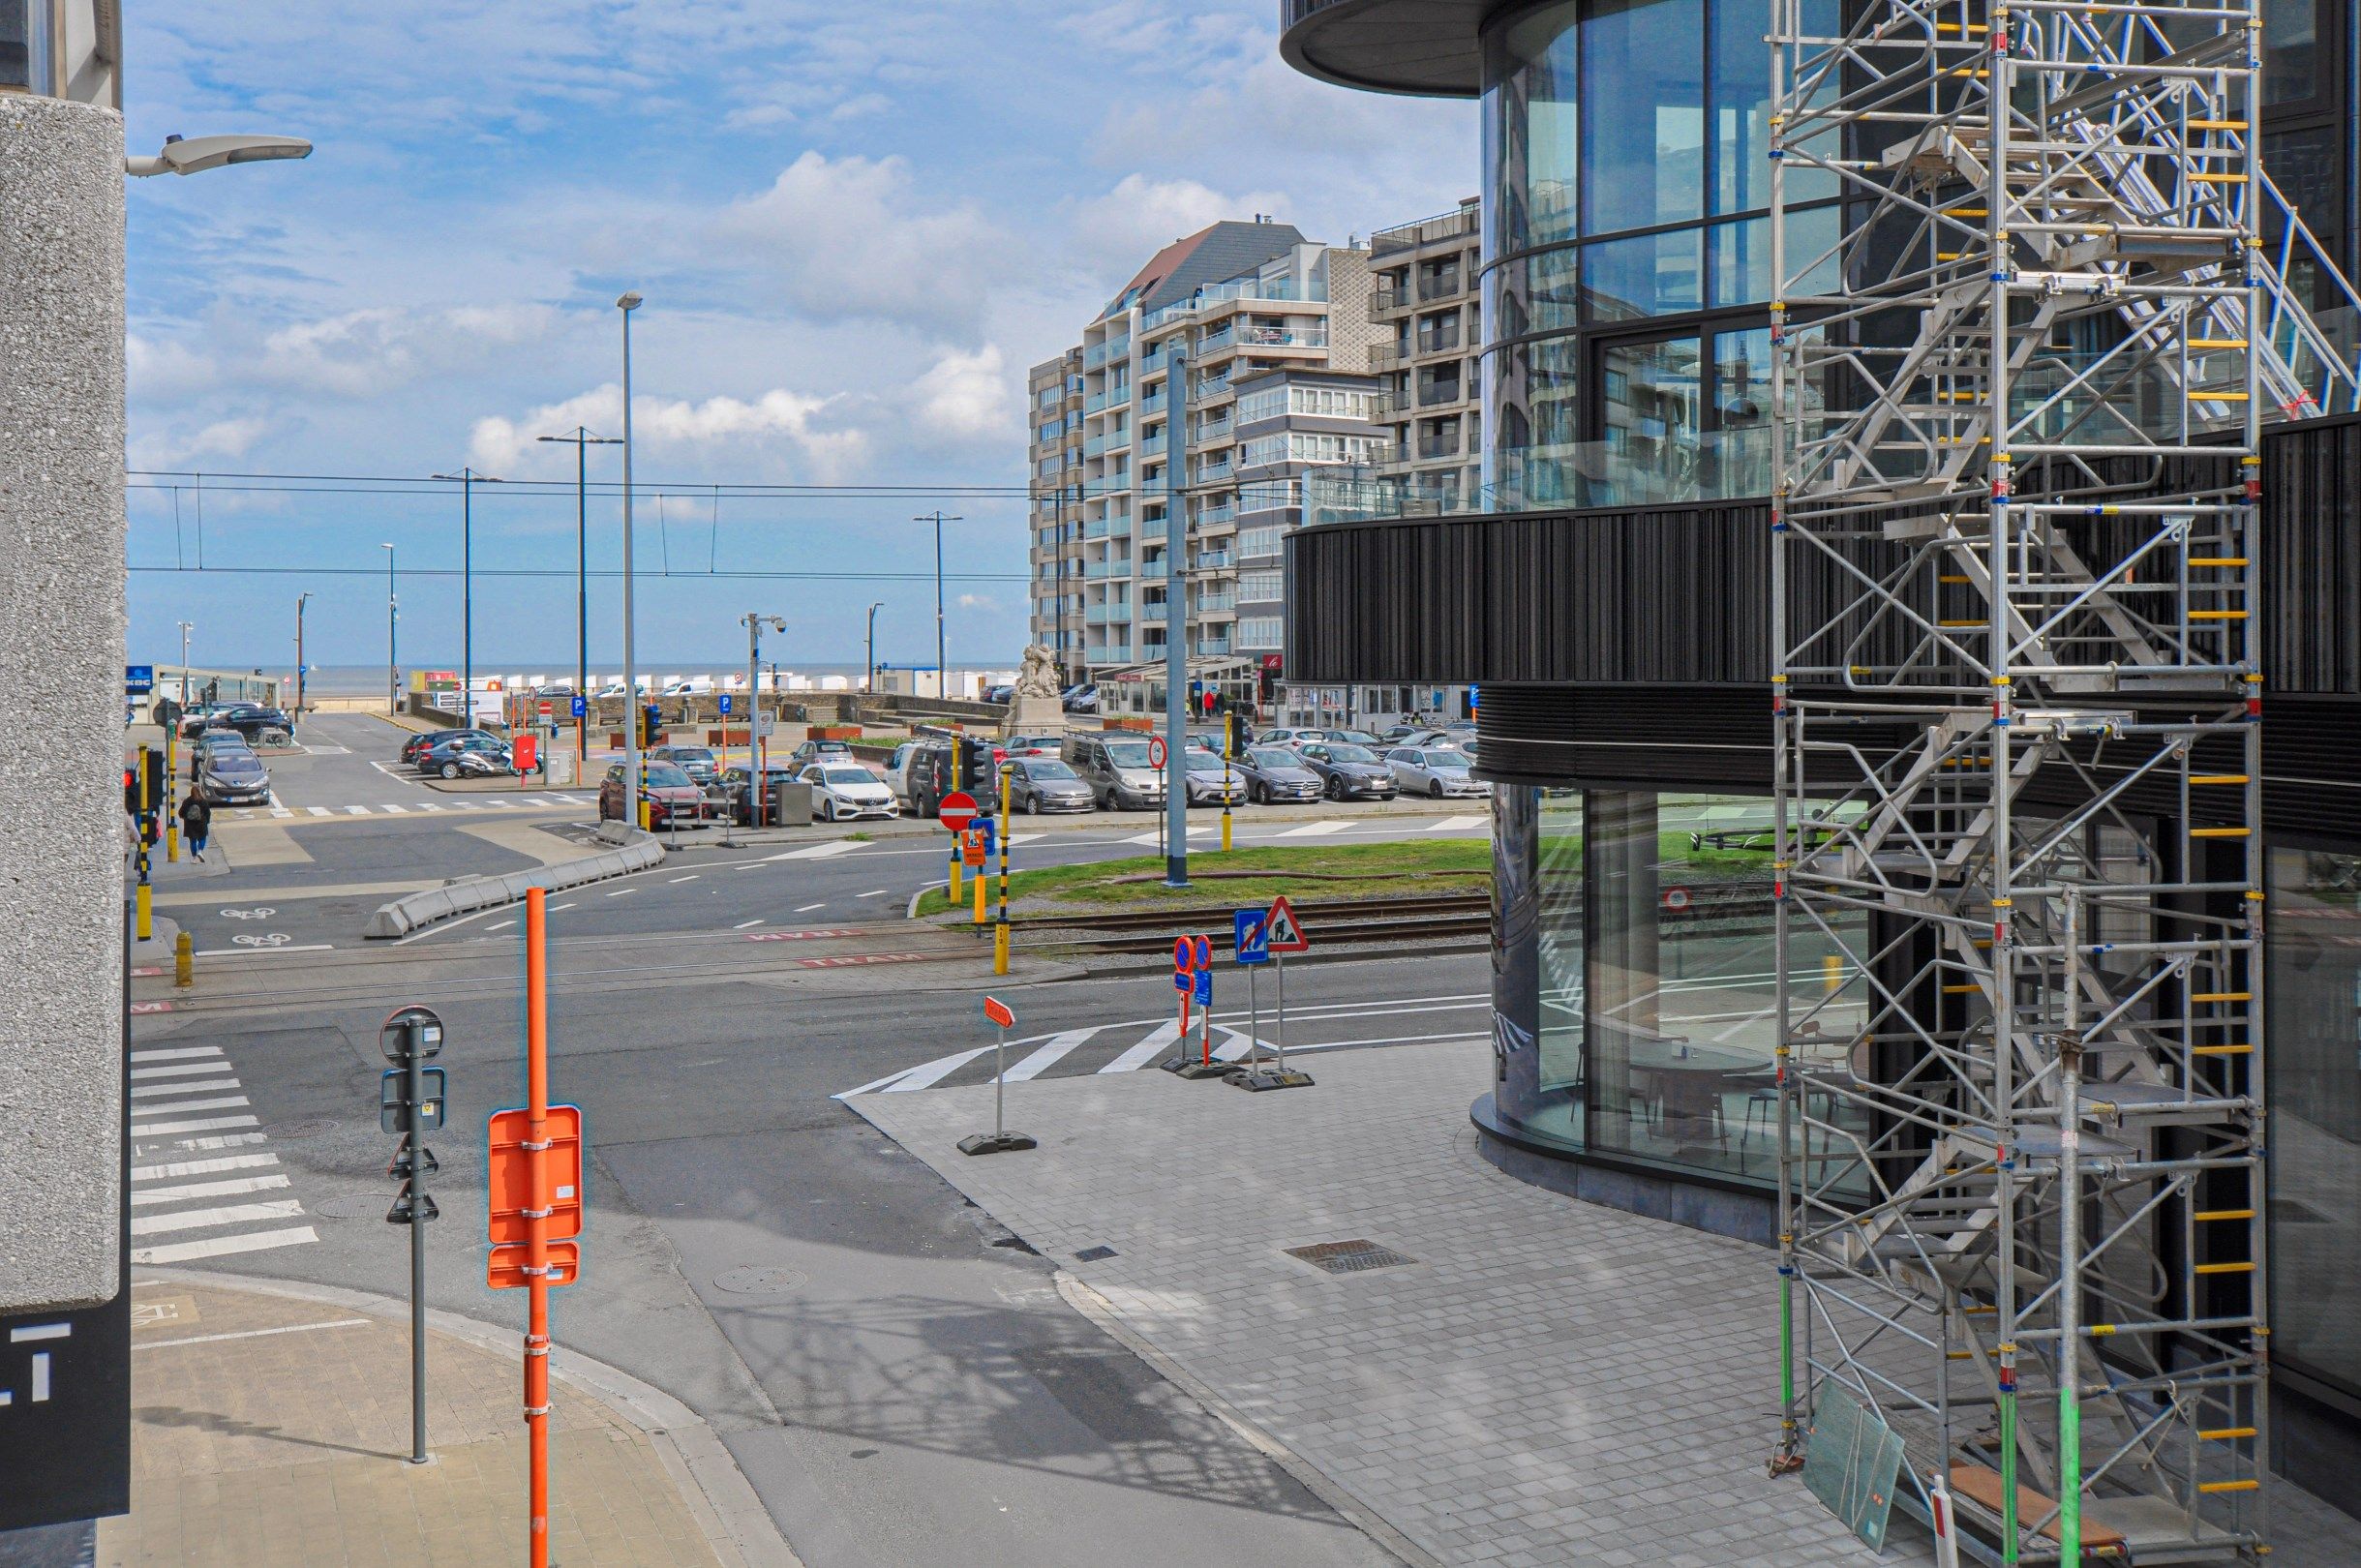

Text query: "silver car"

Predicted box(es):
[197, 747, 271, 806]
[1387, 746, 1490, 799]
[1235, 745, 1322, 804]
[1006, 757, 1095, 814]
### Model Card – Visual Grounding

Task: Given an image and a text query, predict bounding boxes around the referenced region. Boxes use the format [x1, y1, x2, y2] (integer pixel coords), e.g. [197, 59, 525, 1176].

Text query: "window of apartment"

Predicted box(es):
[1238, 525, 1286, 558]
[1238, 570, 1285, 602]
[1236, 385, 1289, 425]
[1287, 432, 1389, 465]
[1237, 479, 1298, 514]
[1236, 617, 1285, 647]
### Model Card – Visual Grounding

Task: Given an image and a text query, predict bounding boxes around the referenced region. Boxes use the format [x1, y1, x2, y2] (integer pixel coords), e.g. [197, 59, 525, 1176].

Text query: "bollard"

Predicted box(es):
[993, 920, 1010, 976]
[1824, 952, 1842, 994]
[136, 878, 152, 943]
[949, 850, 963, 905]
[173, 930, 194, 988]
[972, 862, 988, 925]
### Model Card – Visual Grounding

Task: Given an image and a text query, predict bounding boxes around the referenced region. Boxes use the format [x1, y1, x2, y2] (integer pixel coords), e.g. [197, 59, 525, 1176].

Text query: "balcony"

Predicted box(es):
[1416, 322, 1463, 355]
[1370, 343, 1403, 370]
[1368, 288, 1406, 320]
[1083, 337, 1131, 369]
[1196, 456, 1233, 483]
[1140, 391, 1166, 417]
[1193, 638, 1233, 657]
[1196, 593, 1236, 614]
[1196, 503, 1234, 529]
[1417, 377, 1466, 407]
[1090, 645, 1133, 664]
[1194, 549, 1234, 570]
[1083, 429, 1131, 458]
[1416, 431, 1463, 461]
[1141, 434, 1166, 458]
[1417, 270, 1465, 303]
[1191, 375, 1233, 406]
[1370, 201, 1481, 257]
[1195, 415, 1231, 443]
[1085, 603, 1130, 626]
[1083, 514, 1133, 541]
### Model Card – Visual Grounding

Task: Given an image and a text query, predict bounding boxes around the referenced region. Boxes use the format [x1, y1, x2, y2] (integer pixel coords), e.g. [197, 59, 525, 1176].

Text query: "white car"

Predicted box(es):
[798, 762, 900, 822]
[1386, 746, 1490, 799]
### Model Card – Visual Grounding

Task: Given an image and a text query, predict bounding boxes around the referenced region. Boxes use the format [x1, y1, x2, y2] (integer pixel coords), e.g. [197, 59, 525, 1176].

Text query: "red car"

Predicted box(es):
[597, 761, 708, 827]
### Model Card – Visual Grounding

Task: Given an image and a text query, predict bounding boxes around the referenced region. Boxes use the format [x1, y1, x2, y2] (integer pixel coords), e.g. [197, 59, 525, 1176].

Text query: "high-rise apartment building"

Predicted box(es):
[1366, 197, 1482, 513]
[1027, 220, 1382, 714]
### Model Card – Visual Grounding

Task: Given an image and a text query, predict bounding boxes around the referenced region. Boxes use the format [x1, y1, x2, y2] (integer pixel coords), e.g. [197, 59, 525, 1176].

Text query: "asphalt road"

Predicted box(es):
[130, 936, 1488, 1568]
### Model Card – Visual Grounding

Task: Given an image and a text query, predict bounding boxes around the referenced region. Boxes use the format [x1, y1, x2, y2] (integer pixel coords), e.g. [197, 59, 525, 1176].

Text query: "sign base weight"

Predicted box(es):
[957, 1131, 1038, 1156]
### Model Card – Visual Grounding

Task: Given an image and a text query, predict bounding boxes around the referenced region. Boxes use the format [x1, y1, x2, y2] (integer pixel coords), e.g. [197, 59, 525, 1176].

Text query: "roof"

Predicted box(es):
[1279, 0, 1489, 99]
[1103, 220, 1309, 319]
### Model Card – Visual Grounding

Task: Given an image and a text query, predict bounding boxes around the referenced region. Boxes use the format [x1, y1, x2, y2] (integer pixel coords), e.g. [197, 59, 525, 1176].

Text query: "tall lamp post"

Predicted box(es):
[1162, 347, 1190, 888]
[176, 620, 193, 706]
[617, 292, 644, 830]
[431, 468, 501, 727]
[535, 427, 623, 765]
[864, 601, 885, 694]
[915, 510, 960, 699]
[381, 543, 399, 715]
[293, 593, 310, 720]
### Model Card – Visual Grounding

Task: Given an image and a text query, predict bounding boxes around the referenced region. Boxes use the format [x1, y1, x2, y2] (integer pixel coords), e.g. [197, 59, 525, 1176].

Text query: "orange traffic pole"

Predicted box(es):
[524, 888, 552, 1568]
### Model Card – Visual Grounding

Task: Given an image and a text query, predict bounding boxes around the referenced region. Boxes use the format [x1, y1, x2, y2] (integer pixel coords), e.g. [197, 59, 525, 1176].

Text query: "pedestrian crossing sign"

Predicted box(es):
[1262, 894, 1309, 953]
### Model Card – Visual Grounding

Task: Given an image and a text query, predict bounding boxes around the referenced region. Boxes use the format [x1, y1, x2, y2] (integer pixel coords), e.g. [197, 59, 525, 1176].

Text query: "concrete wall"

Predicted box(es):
[0, 93, 127, 1312]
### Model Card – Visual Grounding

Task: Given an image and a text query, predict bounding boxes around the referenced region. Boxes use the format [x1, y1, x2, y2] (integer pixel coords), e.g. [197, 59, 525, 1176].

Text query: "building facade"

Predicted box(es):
[1367, 197, 1483, 512]
[1026, 220, 1382, 712]
[1283, 0, 2361, 1544]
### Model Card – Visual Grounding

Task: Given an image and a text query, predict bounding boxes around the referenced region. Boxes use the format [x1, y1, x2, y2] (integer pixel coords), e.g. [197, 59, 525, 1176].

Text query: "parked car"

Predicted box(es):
[1254, 727, 1340, 750]
[789, 739, 855, 767]
[1298, 742, 1398, 800]
[982, 682, 1016, 706]
[1004, 757, 1095, 814]
[1327, 728, 1385, 747]
[400, 727, 499, 765]
[719, 764, 801, 827]
[418, 734, 514, 778]
[1062, 734, 1165, 811]
[1179, 749, 1248, 805]
[1234, 745, 1323, 804]
[1391, 728, 1470, 752]
[176, 704, 232, 739]
[1387, 746, 1490, 799]
[195, 745, 271, 806]
[209, 704, 294, 745]
[189, 728, 253, 777]
[798, 762, 900, 822]
[1061, 684, 1099, 714]
[597, 761, 707, 827]
[649, 744, 723, 792]
[1003, 734, 1063, 759]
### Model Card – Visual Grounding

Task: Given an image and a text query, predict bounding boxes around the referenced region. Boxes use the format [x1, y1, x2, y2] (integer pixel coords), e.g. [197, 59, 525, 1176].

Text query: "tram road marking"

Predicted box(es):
[130, 1226, 319, 1266]
[193, 944, 333, 958]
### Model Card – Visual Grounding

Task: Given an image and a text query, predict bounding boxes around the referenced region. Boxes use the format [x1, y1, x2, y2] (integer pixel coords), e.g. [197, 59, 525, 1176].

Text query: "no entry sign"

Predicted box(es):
[939, 790, 980, 831]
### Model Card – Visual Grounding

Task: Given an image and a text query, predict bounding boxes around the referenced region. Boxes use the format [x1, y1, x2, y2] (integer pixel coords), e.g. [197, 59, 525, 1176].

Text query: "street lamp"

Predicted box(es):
[430, 469, 501, 726]
[865, 602, 885, 694]
[176, 620, 193, 706]
[535, 428, 623, 760]
[293, 593, 311, 722]
[618, 291, 645, 829]
[381, 543, 398, 715]
[126, 134, 312, 177]
[740, 613, 787, 810]
[915, 511, 961, 699]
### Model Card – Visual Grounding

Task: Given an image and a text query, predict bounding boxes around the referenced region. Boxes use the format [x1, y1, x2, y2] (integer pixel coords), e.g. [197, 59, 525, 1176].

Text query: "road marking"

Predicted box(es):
[135, 1318, 370, 1351]
[745, 928, 867, 942]
[129, 1198, 305, 1237]
[1430, 814, 1489, 830]
[155, 1131, 269, 1154]
[548, 902, 578, 912]
[343, 805, 370, 815]
[127, 1095, 251, 1118]
[998, 1027, 1102, 1083]
[1099, 1019, 1181, 1074]
[131, 1173, 290, 1205]
[487, 920, 516, 932]
[306, 806, 331, 817]
[130, 1226, 318, 1266]
[855, 889, 888, 898]
[131, 1058, 227, 1077]
[195, 944, 333, 958]
[604, 888, 637, 897]
[131, 1046, 223, 1064]
[131, 1078, 241, 1098]
[882, 1045, 994, 1092]
[793, 902, 825, 912]
[734, 919, 765, 929]
[379, 802, 409, 813]
[132, 1152, 280, 1182]
[1279, 821, 1351, 837]
[669, 874, 700, 883]
[131, 1001, 175, 1014]
[763, 841, 865, 861]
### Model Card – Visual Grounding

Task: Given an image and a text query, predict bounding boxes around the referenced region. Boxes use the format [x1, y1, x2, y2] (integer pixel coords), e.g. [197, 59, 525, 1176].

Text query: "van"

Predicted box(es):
[1062, 734, 1165, 811]
[889, 740, 953, 815]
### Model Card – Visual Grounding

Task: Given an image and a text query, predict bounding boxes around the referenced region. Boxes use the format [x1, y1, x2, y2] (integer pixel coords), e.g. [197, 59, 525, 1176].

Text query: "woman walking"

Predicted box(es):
[179, 791, 213, 862]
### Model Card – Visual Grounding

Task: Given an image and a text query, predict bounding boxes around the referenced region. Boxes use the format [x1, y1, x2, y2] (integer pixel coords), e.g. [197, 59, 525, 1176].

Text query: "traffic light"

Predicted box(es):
[957, 736, 992, 794]
[141, 748, 165, 815]
[124, 766, 139, 818]
[639, 703, 662, 749]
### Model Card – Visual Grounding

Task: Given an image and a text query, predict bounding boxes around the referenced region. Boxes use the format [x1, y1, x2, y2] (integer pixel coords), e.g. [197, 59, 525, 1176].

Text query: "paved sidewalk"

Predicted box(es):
[853, 1041, 2361, 1568]
[98, 1276, 793, 1568]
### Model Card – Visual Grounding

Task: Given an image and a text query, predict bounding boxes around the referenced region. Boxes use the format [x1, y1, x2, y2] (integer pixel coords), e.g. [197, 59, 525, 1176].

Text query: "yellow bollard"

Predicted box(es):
[973, 860, 988, 925]
[949, 852, 963, 904]
[174, 930, 195, 988]
[993, 920, 1010, 976]
[1823, 953, 1843, 994]
[1222, 810, 1232, 853]
[136, 881, 153, 942]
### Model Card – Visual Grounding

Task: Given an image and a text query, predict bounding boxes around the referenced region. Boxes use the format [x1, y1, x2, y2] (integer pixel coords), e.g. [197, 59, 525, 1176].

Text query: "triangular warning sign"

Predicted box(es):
[1262, 894, 1309, 953]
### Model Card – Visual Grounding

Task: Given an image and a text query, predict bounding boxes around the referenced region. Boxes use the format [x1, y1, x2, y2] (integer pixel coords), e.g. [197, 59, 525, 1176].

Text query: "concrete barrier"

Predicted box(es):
[366, 829, 665, 938]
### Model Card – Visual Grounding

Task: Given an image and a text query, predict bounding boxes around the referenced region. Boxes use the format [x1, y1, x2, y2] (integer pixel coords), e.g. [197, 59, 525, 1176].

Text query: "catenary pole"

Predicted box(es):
[1163, 347, 1189, 887]
[618, 294, 644, 829]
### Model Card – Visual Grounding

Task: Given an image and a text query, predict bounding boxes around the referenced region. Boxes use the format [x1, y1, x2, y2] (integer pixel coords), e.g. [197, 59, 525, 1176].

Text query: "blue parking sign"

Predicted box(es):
[1193, 968, 1212, 1007]
[718, 693, 734, 714]
[570, 695, 587, 718]
[1234, 908, 1271, 965]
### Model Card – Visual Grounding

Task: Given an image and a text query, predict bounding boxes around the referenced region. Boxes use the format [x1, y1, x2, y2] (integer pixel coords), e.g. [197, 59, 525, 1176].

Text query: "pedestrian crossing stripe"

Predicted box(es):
[229, 795, 592, 820]
[123, 1048, 321, 1267]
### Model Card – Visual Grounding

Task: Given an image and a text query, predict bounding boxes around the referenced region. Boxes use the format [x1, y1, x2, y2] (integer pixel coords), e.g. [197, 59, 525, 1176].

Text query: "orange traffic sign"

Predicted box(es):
[486, 1104, 584, 1246]
[962, 828, 988, 867]
[984, 995, 1014, 1029]
[487, 1239, 580, 1291]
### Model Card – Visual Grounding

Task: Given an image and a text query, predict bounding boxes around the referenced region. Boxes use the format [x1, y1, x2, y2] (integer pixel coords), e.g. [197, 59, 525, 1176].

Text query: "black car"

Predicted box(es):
[401, 727, 499, 765]
[210, 704, 294, 745]
[417, 734, 513, 778]
[1297, 742, 1398, 800]
[1235, 745, 1322, 803]
[719, 765, 800, 826]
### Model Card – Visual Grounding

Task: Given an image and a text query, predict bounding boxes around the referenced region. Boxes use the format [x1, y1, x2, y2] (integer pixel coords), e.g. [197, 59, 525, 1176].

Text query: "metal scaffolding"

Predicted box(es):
[1766, 2, 2359, 1560]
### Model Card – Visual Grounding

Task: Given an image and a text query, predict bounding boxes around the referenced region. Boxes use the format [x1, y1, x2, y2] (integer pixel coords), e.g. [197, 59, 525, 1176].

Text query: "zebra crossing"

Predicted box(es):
[835, 993, 1493, 1098]
[127, 1044, 318, 1266]
[227, 794, 591, 821]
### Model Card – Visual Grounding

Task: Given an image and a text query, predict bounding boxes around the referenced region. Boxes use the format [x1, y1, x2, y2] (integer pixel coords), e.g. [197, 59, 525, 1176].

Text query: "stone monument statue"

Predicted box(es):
[1004, 643, 1069, 738]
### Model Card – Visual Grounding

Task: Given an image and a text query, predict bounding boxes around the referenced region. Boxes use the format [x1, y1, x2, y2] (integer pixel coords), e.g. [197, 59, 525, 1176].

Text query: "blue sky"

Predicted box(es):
[123, 1, 1473, 676]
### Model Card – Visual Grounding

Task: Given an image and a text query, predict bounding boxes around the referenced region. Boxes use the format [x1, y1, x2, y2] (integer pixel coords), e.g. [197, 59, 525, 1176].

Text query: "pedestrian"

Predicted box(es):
[179, 792, 212, 862]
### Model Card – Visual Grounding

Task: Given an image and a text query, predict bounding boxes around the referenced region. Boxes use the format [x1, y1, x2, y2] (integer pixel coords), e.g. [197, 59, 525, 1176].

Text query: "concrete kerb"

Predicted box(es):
[365, 828, 665, 938]
[135, 1266, 802, 1568]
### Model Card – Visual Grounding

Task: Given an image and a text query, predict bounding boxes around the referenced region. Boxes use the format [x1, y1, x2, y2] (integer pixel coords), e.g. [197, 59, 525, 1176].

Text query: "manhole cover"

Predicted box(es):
[711, 1266, 802, 1295]
[266, 1118, 337, 1141]
[317, 1193, 392, 1220]
[1284, 1239, 1417, 1276]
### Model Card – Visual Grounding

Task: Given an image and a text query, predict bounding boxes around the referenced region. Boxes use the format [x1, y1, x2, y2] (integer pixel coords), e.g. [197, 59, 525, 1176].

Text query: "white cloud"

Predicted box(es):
[129, 414, 277, 470]
[908, 346, 1016, 443]
[955, 593, 998, 611]
[253, 303, 562, 399]
[469, 381, 867, 481]
[716, 152, 1008, 334]
[1067, 173, 1292, 274]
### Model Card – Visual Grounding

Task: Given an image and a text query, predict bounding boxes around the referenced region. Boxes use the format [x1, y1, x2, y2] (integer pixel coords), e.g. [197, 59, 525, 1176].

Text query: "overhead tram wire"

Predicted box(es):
[127, 467, 1043, 498]
[127, 564, 1027, 582]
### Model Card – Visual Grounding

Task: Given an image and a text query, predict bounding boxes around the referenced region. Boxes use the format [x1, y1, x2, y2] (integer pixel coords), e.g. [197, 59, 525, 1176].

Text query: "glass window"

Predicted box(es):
[1599, 335, 1703, 502]
[1582, 0, 1704, 235]
[1486, 3, 1583, 251]
[2260, 0, 2320, 106]
[1709, 205, 1842, 308]
[1583, 229, 1703, 322]
[1235, 385, 1288, 425]
[2267, 847, 2361, 1397]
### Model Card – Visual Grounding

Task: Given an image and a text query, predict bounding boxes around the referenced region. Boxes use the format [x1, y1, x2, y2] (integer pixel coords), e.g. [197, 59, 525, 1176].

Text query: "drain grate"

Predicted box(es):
[1283, 1239, 1416, 1276]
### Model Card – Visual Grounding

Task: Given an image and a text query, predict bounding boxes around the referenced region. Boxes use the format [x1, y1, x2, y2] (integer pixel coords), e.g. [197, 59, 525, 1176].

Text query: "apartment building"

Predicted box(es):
[1366, 197, 1482, 513]
[1026, 219, 1380, 712]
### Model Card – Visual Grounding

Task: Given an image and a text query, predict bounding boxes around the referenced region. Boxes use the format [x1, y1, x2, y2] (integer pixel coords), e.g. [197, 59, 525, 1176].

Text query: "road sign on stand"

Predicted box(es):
[379, 1068, 447, 1133]
[958, 995, 1035, 1156]
[1163, 935, 1226, 1079]
[1234, 909, 1271, 964]
[938, 790, 980, 832]
[1262, 894, 1310, 953]
[1230, 898, 1314, 1092]
[486, 1104, 584, 1250]
[718, 693, 734, 715]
